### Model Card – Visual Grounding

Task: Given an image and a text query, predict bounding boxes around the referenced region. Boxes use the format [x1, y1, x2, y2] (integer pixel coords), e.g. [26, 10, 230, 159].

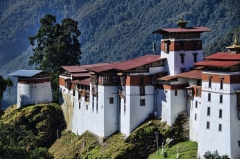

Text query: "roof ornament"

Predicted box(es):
[176, 16, 188, 28]
[226, 35, 240, 54]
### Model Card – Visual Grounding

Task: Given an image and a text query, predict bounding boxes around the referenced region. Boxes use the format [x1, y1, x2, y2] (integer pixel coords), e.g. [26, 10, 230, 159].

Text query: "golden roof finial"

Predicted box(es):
[233, 35, 238, 46]
[180, 16, 183, 22]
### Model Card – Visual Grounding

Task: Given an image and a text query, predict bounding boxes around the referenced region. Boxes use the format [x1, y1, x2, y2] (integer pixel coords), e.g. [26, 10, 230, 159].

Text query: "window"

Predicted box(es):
[164, 42, 169, 53]
[208, 76, 212, 88]
[180, 42, 184, 50]
[195, 101, 198, 108]
[193, 42, 197, 50]
[195, 114, 197, 121]
[124, 98, 126, 114]
[73, 90, 75, 96]
[219, 124, 222, 131]
[92, 97, 94, 112]
[175, 90, 178, 96]
[109, 97, 114, 104]
[79, 102, 81, 109]
[73, 102, 74, 107]
[206, 121, 210, 129]
[86, 104, 88, 110]
[207, 107, 210, 116]
[219, 109, 222, 118]
[220, 79, 223, 89]
[140, 99, 145, 106]
[96, 98, 98, 113]
[220, 95, 223, 104]
[140, 76, 144, 85]
[85, 93, 89, 102]
[196, 79, 201, 86]
[140, 86, 145, 96]
[193, 53, 198, 63]
[180, 54, 185, 63]
[208, 93, 211, 102]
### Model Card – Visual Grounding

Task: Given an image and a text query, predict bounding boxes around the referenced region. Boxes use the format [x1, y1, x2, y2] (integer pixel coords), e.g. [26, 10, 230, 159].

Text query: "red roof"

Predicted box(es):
[71, 78, 90, 86]
[178, 70, 202, 79]
[153, 27, 211, 34]
[205, 52, 240, 61]
[194, 60, 240, 67]
[86, 55, 165, 72]
[62, 63, 110, 73]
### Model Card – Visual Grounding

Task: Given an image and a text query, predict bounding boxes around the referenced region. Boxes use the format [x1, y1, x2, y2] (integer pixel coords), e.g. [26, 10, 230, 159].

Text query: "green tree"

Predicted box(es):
[29, 14, 81, 102]
[5, 77, 13, 106]
[0, 76, 7, 115]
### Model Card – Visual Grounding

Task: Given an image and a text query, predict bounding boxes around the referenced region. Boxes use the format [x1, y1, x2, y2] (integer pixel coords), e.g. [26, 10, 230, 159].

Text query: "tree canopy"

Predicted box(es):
[29, 14, 81, 72]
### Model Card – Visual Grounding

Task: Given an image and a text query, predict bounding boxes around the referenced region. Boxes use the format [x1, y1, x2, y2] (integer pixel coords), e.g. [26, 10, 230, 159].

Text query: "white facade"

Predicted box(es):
[17, 78, 52, 108]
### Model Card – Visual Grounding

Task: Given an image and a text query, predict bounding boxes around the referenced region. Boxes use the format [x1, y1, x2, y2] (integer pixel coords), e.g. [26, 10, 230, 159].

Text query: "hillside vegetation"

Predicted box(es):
[0, 103, 65, 158]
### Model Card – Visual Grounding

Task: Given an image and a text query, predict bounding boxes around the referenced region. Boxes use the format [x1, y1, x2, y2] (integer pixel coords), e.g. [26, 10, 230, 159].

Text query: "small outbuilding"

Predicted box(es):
[8, 70, 52, 108]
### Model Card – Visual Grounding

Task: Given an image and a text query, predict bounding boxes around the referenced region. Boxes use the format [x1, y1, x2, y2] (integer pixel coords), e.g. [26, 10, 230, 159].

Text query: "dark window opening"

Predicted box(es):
[180, 54, 185, 63]
[181, 42, 184, 50]
[207, 107, 210, 116]
[195, 114, 197, 121]
[140, 86, 145, 96]
[208, 93, 211, 102]
[206, 121, 210, 129]
[109, 97, 114, 104]
[195, 101, 198, 108]
[220, 95, 223, 104]
[219, 109, 222, 118]
[140, 76, 144, 85]
[219, 124, 222, 131]
[208, 76, 212, 88]
[193, 53, 198, 63]
[175, 90, 178, 96]
[140, 99, 145, 106]
[220, 79, 223, 89]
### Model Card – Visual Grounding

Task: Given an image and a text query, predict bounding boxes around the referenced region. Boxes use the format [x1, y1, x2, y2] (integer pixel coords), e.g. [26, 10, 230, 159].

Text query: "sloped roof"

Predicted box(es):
[71, 78, 90, 86]
[204, 52, 240, 61]
[194, 60, 240, 67]
[8, 70, 45, 77]
[177, 70, 202, 79]
[153, 27, 211, 34]
[61, 63, 110, 73]
[72, 73, 91, 78]
[86, 55, 165, 72]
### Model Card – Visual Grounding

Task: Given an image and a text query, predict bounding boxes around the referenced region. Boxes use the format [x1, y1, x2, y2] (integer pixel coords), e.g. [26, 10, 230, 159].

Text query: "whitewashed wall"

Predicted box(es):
[17, 79, 52, 108]
[120, 85, 154, 136]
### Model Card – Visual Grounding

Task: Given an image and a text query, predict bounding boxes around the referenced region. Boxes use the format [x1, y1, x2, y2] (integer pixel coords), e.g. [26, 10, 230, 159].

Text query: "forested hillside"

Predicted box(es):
[0, 0, 240, 107]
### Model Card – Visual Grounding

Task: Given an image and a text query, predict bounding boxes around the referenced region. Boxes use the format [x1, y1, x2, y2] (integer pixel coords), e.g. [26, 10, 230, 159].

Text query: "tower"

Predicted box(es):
[153, 17, 211, 75]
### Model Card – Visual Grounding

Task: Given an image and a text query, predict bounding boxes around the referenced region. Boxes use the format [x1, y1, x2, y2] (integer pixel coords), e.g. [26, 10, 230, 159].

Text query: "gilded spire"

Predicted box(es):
[226, 35, 240, 54]
[176, 16, 188, 28]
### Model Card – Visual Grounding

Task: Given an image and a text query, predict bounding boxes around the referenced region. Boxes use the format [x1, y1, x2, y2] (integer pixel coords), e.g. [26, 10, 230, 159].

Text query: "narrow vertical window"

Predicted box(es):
[195, 114, 197, 121]
[207, 107, 210, 116]
[193, 53, 198, 63]
[175, 90, 178, 96]
[180, 42, 184, 50]
[195, 101, 198, 108]
[220, 95, 223, 104]
[92, 96, 94, 112]
[208, 93, 211, 102]
[86, 105, 88, 110]
[180, 54, 185, 63]
[193, 41, 197, 50]
[208, 76, 212, 88]
[219, 109, 222, 119]
[140, 86, 145, 96]
[219, 124, 222, 131]
[164, 42, 169, 53]
[206, 121, 210, 129]
[140, 76, 144, 85]
[124, 98, 126, 114]
[220, 79, 223, 90]
[79, 102, 81, 109]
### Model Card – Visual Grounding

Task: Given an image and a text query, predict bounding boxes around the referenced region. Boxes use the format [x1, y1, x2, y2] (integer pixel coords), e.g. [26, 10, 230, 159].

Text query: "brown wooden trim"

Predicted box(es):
[18, 78, 50, 84]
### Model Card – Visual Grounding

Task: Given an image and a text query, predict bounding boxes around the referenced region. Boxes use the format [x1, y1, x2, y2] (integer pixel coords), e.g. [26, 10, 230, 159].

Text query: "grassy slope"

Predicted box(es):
[49, 118, 197, 159]
[148, 141, 198, 159]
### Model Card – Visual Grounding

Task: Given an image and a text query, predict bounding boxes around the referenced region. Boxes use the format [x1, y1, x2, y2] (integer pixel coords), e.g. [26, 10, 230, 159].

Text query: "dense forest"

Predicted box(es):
[0, 0, 240, 107]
